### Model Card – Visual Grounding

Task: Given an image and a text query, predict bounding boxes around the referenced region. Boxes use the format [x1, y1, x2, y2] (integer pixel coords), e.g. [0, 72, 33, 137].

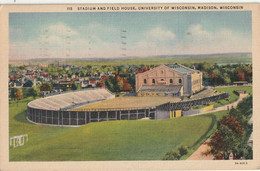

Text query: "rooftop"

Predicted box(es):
[139, 85, 183, 93]
[165, 64, 194, 74]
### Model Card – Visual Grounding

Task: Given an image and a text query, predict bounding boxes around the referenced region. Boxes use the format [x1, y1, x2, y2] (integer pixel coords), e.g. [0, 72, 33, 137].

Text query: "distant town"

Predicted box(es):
[8, 59, 252, 101]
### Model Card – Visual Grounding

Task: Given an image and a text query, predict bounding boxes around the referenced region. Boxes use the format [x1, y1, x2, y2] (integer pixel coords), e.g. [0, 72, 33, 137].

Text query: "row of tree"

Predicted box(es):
[205, 95, 253, 160]
[9, 63, 252, 96]
[10, 87, 39, 100]
[189, 63, 252, 86]
[105, 75, 135, 93]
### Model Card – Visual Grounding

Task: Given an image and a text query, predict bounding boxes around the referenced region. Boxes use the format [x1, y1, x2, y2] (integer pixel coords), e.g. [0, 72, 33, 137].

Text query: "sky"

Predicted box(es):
[9, 11, 252, 60]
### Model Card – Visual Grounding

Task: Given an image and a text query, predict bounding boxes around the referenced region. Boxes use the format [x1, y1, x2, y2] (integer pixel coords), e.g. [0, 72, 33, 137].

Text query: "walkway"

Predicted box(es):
[188, 93, 248, 117]
[187, 139, 214, 160]
[186, 93, 248, 160]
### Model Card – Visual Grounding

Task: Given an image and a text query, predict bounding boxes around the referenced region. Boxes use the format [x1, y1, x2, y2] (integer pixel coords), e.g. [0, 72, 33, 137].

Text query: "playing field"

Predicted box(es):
[71, 96, 181, 111]
[9, 97, 227, 161]
[71, 88, 219, 111]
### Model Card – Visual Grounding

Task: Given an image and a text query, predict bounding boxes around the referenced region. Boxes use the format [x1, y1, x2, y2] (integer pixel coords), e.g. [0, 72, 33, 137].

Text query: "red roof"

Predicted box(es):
[90, 80, 95, 84]
[101, 76, 109, 80]
[26, 73, 34, 75]
[41, 72, 49, 77]
[10, 76, 18, 80]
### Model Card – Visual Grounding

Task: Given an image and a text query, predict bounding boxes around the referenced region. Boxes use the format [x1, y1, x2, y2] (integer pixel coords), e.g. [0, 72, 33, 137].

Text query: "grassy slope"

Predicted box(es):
[9, 86, 251, 161]
[212, 86, 252, 107]
[9, 97, 227, 161]
[192, 86, 252, 110]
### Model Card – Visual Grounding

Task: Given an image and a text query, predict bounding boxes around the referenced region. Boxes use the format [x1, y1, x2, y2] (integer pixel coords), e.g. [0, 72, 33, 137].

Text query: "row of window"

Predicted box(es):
[144, 78, 182, 84]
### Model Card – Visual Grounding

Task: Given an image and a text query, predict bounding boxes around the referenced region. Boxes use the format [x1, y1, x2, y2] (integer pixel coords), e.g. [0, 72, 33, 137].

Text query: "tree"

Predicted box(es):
[16, 88, 23, 100]
[10, 88, 17, 100]
[34, 84, 41, 96]
[219, 115, 245, 136]
[207, 115, 245, 160]
[163, 146, 189, 160]
[105, 79, 114, 92]
[23, 88, 37, 98]
[96, 81, 105, 88]
[72, 83, 77, 90]
[28, 88, 37, 98]
[178, 145, 189, 156]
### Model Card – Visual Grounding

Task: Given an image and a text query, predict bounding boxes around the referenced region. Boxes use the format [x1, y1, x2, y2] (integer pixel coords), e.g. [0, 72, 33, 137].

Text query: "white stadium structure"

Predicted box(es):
[27, 87, 229, 126]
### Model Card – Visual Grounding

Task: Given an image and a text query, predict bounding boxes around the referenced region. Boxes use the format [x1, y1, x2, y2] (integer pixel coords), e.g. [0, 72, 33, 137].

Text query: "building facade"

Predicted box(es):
[135, 64, 203, 96]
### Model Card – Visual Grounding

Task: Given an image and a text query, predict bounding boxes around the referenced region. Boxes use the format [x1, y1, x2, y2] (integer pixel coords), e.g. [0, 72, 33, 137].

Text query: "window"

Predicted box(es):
[161, 79, 164, 81]
[179, 79, 182, 84]
[152, 79, 155, 84]
[161, 70, 164, 74]
[144, 79, 147, 84]
[170, 79, 173, 83]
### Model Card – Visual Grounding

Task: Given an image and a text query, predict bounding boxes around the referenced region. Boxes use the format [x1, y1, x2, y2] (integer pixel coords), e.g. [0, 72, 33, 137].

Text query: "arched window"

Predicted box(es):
[179, 79, 182, 84]
[144, 79, 147, 84]
[170, 79, 173, 83]
[152, 79, 155, 84]
[161, 79, 164, 81]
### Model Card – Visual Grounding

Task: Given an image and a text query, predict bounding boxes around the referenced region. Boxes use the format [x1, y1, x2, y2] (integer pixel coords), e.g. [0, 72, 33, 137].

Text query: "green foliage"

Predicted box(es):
[208, 95, 253, 160]
[10, 88, 17, 100]
[237, 95, 253, 117]
[211, 86, 252, 108]
[163, 145, 189, 160]
[192, 63, 252, 86]
[23, 88, 37, 98]
[72, 83, 77, 90]
[105, 76, 120, 93]
[127, 74, 135, 91]
[244, 145, 253, 159]
[179, 145, 189, 156]
[163, 150, 181, 160]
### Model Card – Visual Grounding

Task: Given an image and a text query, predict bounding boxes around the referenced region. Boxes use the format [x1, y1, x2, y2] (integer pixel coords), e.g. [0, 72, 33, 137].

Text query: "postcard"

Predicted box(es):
[0, 3, 259, 170]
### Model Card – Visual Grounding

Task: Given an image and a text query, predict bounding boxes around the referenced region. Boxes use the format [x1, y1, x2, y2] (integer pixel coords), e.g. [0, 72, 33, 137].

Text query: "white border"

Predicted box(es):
[1, 0, 260, 5]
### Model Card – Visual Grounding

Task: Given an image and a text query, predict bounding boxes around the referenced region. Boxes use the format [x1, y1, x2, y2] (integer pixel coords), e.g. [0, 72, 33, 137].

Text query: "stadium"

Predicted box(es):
[27, 87, 229, 126]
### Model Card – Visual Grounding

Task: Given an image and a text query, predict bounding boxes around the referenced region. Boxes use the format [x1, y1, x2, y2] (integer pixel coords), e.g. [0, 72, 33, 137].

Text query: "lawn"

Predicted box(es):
[9, 97, 227, 161]
[212, 86, 252, 107]
[190, 86, 252, 110]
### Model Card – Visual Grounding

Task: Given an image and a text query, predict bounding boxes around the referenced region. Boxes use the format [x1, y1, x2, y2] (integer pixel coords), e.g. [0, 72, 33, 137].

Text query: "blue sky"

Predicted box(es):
[9, 11, 251, 59]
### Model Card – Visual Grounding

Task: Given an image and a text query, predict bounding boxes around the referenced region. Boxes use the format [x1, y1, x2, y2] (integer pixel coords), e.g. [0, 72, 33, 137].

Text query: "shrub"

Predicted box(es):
[214, 153, 224, 160]
[163, 145, 189, 160]
[179, 145, 189, 156]
[163, 150, 181, 160]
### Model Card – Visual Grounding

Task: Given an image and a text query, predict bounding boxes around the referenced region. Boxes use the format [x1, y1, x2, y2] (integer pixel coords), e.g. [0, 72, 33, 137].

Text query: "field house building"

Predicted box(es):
[135, 64, 203, 97]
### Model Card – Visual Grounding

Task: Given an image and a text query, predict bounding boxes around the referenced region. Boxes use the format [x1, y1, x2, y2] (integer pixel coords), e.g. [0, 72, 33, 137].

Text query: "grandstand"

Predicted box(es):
[28, 88, 115, 111]
[27, 87, 229, 126]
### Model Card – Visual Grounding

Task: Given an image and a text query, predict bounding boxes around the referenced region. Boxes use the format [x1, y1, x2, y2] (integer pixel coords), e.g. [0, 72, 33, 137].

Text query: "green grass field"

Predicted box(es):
[9, 97, 227, 161]
[192, 86, 252, 110]
[212, 86, 252, 107]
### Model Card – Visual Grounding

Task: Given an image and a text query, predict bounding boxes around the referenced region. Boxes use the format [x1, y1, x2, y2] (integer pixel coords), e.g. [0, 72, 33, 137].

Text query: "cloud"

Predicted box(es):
[176, 24, 251, 54]
[146, 26, 176, 42]
[9, 23, 251, 60]
[47, 22, 77, 36]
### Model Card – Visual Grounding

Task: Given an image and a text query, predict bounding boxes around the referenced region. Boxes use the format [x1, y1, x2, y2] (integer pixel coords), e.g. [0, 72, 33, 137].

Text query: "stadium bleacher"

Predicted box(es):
[28, 88, 115, 111]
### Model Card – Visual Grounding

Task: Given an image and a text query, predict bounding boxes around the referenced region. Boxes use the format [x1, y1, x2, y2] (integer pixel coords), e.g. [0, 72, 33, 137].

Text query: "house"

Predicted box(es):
[23, 80, 34, 87]
[52, 81, 73, 90]
[135, 64, 203, 97]
[233, 81, 249, 86]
